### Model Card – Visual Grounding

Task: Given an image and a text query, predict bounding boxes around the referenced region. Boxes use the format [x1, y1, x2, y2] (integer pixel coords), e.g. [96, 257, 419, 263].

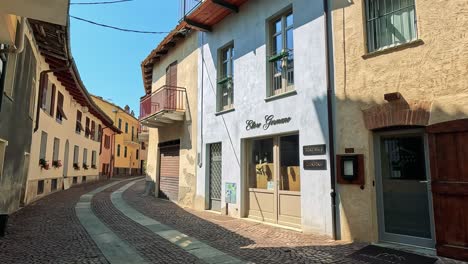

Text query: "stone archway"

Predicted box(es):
[362, 99, 432, 130]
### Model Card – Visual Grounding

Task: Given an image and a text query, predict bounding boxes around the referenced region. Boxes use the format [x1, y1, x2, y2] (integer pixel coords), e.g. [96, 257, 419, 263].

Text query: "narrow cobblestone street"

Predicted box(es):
[0, 178, 465, 264]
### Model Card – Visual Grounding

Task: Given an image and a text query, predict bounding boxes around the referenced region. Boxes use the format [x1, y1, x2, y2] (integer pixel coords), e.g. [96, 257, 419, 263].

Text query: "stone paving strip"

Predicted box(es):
[111, 179, 246, 264]
[75, 179, 149, 264]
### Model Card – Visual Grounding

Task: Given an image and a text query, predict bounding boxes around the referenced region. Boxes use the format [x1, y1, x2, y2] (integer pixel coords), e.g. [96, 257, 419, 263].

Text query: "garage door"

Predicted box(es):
[159, 143, 180, 201]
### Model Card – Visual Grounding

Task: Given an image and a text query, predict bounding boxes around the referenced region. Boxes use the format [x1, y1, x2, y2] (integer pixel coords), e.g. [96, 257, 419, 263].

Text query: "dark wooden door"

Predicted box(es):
[427, 118, 468, 261]
[158, 145, 180, 201]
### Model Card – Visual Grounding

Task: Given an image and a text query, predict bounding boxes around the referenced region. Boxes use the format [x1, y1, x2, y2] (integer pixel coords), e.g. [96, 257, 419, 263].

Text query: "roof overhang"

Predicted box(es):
[29, 18, 115, 128]
[0, 0, 70, 26]
[140, 0, 249, 94]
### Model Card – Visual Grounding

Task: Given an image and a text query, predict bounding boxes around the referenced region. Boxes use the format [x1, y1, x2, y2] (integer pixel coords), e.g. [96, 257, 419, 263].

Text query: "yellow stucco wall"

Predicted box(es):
[92, 96, 141, 173]
[146, 32, 199, 208]
[25, 25, 103, 204]
[0, 14, 17, 44]
[332, 0, 468, 242]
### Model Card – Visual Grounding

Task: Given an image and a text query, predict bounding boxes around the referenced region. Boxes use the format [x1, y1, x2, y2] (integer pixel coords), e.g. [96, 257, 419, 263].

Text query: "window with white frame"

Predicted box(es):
[365, 0, 417, 52]
[217, 43, 234, 112]
[269, 10, 294, 97]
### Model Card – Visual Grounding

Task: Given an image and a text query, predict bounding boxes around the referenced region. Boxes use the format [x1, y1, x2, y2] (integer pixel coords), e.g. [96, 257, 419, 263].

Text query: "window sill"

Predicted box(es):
[265, 90, 297, 102]
[362, 39, 424, 59]
[215, 108, 235, 116]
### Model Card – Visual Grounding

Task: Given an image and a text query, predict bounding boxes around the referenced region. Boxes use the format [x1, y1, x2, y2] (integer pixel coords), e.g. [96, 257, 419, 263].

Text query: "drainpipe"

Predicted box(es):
[197, 32, 205, 168]
[0, 17, 26, 54]
[34, 64, 71, 133]
[323, 0, 338, 240]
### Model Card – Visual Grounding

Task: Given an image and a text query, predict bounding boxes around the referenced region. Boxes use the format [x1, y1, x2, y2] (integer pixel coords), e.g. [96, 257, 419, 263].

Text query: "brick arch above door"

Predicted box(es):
[362, 99, 433, 130]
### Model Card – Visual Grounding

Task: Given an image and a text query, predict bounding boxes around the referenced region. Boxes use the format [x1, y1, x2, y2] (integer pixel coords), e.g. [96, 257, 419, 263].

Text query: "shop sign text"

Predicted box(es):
[246, 115, 291, 131]
[303, 144, 327, 156]
[303, 159, 327, 170]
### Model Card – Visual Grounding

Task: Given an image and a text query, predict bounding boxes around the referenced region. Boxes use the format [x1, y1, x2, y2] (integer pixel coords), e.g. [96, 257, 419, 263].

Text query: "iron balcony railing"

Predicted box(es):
[140, 85, 186, 121]
[179, 0, 203, 20]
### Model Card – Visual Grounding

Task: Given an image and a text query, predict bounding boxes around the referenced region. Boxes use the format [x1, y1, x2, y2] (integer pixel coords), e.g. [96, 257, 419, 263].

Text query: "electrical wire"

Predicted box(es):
[70, 16, 170, 34]
[70, 0, 133, 5]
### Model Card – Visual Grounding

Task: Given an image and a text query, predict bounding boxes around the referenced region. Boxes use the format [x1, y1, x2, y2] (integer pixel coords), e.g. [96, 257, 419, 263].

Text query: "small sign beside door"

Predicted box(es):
[303, 144, 326, 156]
[303, 159, 327, 170]
[225, 182, 237, 204]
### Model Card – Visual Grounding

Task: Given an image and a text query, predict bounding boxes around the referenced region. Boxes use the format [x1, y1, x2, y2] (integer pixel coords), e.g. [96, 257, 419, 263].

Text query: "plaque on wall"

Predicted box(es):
[303, 159, 327, 170]
[303, 144, 326, 156]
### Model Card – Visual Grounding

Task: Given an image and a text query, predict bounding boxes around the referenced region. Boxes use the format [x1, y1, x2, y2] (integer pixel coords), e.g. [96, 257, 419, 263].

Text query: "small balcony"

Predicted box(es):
[138, 125, 149, 142]
[123, 134, 140, 145]
[140, 85, 186, 128]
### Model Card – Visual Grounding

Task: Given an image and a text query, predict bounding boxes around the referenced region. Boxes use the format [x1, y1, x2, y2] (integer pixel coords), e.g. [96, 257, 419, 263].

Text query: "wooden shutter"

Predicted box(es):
[40, 75, 48, 109]
[166, 61, 177, 87]
[50, 84, 56, 116]
[427, 119, 468, 261]
[159, 144, 180, 201]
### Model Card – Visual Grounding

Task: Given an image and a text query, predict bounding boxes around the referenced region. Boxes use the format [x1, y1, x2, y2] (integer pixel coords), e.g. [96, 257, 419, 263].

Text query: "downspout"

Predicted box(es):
[323, 0, 338, 240]
[0, 17, 26, 54]
[197, 32, 204, 168]
[34, 65, 71, 133]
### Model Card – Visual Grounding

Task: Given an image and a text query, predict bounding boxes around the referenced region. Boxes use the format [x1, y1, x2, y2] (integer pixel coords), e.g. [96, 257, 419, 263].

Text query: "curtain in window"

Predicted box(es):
[366, 0, 416, 52]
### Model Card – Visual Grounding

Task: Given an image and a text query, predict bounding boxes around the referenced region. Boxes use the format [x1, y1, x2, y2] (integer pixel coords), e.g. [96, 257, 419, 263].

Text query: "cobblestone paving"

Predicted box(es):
[91, 181, 204, 264]
[123, 181, 367, 264]
[0, 181, 110, 264]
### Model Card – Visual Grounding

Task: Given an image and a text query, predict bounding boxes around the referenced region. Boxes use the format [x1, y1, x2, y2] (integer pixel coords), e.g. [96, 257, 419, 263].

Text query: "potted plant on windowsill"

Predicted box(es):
[91, 164, 97, 169]
[83, 163, 89, 170]
[39, 159, 50, 170]
[73, 163, 80, 170]
[52, 160, 62, 169]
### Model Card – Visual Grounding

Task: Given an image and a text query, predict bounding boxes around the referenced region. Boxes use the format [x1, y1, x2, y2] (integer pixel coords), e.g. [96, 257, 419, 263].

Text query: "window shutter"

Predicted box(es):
[40, 75, 48, 109]
[166, 62, 177, 87]
[50, 84, 56, 116]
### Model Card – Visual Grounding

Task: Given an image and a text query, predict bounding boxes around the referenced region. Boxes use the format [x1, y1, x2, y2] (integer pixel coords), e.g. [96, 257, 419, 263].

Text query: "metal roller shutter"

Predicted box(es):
[158, 144, 180, 201]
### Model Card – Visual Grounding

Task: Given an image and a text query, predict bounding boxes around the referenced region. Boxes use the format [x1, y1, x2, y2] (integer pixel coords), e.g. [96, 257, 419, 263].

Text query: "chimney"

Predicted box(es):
[124, 105, 130, 113]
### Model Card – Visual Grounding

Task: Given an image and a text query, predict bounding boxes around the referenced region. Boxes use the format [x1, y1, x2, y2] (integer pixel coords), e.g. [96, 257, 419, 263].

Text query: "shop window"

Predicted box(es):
[217, 43, 234, 112]
[0, 140, 7, 180]
[76, 110, 83, 134]
[249, 138, 274, 190]
[124, 146, 127, 158]
[56, 91, 66, 123]
[51, 179, 57, 191]
[365, 0, 417, 52]
[37, 180, 44, 195]
[117, 144, 121, 157]
[52, 138, 60, 162]
[279, 135, 300, 191]
[39, 131, 48, 161]
[268, 10, 294, 97]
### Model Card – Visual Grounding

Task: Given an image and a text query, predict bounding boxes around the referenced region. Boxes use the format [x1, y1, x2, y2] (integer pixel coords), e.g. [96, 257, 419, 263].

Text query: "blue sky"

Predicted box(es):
[69, 0, 179, 116]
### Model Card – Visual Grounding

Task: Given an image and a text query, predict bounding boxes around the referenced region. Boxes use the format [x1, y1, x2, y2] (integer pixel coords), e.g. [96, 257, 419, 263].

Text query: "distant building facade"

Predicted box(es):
[93, 96, 141, 176]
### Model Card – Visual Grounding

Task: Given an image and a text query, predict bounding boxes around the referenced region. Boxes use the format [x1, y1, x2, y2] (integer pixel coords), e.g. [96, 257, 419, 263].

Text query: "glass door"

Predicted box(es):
[375, 131, 435, 248]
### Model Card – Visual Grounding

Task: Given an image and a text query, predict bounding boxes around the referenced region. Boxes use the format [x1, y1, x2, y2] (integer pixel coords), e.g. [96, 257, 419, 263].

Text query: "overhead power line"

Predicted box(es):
[70, 16, 170, 34]
[70, 0, 134, 5]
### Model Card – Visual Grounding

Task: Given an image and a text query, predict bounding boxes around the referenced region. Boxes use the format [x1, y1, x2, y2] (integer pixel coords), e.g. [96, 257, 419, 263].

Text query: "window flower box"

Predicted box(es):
[52, 160, 62, 168]
[73, 163, 80, 170]
[39, 159, 50, 170]
[91, 164, 97, 169]
[83, 163, 89, 170]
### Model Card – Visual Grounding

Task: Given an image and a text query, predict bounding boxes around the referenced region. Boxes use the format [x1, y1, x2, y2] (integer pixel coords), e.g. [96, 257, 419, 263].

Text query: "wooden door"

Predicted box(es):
[158, 144, 180, 201]
[427, 119, 468, 261]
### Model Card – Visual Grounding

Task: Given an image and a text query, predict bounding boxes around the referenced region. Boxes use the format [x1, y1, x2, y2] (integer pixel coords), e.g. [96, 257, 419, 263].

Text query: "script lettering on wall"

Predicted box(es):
[246, 115, 291, 131]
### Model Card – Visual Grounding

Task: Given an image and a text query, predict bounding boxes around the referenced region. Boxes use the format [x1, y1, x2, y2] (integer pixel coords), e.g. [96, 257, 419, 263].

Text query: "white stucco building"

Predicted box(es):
[193, 0, 333, 235]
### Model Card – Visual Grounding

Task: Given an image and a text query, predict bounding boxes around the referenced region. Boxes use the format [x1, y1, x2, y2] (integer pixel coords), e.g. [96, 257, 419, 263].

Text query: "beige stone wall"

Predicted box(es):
[332, 0, 468, 242]
[146, 32, 199, 208]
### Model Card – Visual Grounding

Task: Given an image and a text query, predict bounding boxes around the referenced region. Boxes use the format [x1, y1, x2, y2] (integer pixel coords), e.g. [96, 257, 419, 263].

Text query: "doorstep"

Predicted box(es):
[373, 241, 436, 257]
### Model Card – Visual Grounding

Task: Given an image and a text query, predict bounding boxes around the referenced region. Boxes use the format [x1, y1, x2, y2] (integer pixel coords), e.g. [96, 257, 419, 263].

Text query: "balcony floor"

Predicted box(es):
[140, 110, 185, 128]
